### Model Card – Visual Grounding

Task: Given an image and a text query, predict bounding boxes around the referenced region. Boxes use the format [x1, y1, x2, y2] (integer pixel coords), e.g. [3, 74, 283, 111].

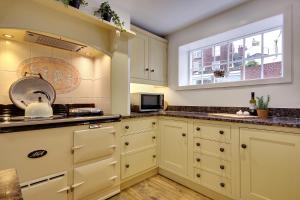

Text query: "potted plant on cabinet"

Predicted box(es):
[94, 1, 125, 31]
[256, 95, 270, 119]
[56, 0, 88, 9]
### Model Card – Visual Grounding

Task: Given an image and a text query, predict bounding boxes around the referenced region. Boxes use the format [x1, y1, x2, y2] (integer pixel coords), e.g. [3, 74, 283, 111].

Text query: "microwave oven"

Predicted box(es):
[130, 93, 164, 112]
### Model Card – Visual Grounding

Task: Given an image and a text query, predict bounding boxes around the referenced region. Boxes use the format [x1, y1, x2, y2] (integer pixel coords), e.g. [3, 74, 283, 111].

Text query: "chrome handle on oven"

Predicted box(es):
[89, 124, 102, 129]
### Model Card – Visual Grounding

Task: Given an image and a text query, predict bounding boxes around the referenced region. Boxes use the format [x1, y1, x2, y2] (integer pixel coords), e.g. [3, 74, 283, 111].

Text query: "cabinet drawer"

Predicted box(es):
[121, 130, 156, 153]
[73, 126, 116, 164]
[22, 173, 68, 200]
[122, 118, 157, 135]
[194, 123, 231, 143]
[194, 168, 232, 196]
[73, 158, 118, 200]
[121, 148, 157, 179]
[193, 153, 231, 177]
[193, 138, 231, 160]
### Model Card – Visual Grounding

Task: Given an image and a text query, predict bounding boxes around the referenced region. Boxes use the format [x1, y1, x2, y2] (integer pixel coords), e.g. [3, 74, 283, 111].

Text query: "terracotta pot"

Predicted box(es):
[257, 109, 269, 119]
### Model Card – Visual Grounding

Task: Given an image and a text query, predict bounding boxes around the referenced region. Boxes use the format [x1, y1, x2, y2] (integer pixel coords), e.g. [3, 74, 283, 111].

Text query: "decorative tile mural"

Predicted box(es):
[18, 57, 81, 94]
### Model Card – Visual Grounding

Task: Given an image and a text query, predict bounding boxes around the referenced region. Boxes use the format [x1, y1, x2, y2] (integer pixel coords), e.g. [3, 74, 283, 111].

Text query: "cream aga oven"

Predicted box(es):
[130, 93, 164, 112]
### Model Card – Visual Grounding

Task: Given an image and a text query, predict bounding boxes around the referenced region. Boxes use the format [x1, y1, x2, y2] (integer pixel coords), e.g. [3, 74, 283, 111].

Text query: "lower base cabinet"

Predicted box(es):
[21, 173, 68, 200]
[240, 128, 300, 200]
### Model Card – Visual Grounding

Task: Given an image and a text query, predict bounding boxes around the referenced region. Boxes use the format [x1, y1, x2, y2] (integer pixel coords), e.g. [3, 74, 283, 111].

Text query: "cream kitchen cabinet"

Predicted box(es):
[240, 128, 300, 200]
[130, 25, 167, 86]
[121, 117, 158, 181]
[159, 119, 188, 176]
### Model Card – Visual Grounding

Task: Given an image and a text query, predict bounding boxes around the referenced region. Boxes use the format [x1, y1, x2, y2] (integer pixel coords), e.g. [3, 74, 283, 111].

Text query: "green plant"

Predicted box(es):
[56, 0, 88, 6]
[256, 95, 270, 110]
[94, 1, 125, 32]
[245, 60, 259, 67]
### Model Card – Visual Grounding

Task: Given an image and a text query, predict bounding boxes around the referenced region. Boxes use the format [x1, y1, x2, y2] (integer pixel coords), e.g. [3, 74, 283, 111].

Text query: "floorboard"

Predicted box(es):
[109, 175, 212, 200]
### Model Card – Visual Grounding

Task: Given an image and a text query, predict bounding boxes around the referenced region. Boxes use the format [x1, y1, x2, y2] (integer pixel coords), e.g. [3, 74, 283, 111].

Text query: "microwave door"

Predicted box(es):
[141, 95, 162, 111]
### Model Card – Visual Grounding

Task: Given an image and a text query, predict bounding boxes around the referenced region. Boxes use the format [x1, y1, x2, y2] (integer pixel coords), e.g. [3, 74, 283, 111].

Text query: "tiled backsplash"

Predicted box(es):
[0, 39, 111, 113]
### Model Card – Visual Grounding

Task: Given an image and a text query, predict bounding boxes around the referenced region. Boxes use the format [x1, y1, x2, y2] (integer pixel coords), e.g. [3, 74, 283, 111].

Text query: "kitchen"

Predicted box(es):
[0, 0, 299, 200]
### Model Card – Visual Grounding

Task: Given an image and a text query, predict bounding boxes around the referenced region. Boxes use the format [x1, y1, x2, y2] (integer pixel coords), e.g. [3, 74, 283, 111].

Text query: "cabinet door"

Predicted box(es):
[149, 38, 167, 83]
[159, 120, 188, 176]
[130, 32, 149, 80]
[240, 128, 300, 200]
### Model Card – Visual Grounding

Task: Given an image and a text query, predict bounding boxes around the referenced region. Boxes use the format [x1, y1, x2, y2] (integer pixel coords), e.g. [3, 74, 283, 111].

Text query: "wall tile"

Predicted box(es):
[30, 42, 53, 58]
[73, 55, 94, 79]
[94, 55, 111, 79]
[94, 97, 111, 114]
[93, 76, 111, 98]
[0, 71, 18, 96]
[0, 39, 30, 72]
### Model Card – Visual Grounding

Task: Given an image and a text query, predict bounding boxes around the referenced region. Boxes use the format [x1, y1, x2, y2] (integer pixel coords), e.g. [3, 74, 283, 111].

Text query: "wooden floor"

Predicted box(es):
[109, 175, 212, 200]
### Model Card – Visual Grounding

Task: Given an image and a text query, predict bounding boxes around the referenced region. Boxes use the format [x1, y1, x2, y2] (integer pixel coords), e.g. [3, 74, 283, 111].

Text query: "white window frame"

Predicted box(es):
[177, 10, 292, 90]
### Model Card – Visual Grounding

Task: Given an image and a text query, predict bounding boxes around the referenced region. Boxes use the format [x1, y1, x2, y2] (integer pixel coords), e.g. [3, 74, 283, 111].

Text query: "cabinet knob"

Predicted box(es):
[196, 158, 201, 162]
[220, 147, 225, 152]
[220, 165, 225, 170]
[153, 155, 156, 158]
[196, 173, 201, 178]
[125, 142, 129, 146]
[152, 122, 156, 125]
[196, 142, 201, 147]
[150, 69, 155, 72]
[219, 130, 224, 135]
[152, 136, 156, 139]
[125, 164, 130, 168]
[241, 144, 247, 149]
[125, 125, 129, 129]
[196, 127, 201, 131]
[145, 68, 149, 71]
[220, 182, 225, 188]
[182, 133, 186, 137]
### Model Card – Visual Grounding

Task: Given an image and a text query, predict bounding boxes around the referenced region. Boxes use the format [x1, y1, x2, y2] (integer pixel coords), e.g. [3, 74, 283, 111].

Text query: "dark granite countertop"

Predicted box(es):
[0, 169, 22, 200]
[123, 111, 300, 129]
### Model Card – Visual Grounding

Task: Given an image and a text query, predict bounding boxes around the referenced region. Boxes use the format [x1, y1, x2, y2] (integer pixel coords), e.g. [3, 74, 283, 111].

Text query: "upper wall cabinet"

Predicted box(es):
[130, 25, 168, 86]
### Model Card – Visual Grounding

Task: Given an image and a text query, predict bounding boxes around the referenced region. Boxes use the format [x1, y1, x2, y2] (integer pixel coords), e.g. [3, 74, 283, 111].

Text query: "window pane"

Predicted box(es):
[202, 66, 214, 84]
[229, 39, 244, 62]
[191, 50, 202, 75]
[245, 34, 262, 59]
[214, 44, 228, 63]
[228, 62, 243, 82]
[203, 47, 213, 66]
[263, 55, 282, 78]
[245, 59, 262, 80]
[215, 64, 228, 83]
[263, 29, 282, 55]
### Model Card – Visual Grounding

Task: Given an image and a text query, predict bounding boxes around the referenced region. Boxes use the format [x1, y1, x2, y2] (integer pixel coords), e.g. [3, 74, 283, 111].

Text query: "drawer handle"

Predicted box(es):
[125, 142, 129, 146]
[196, 127, 201, 131]
[152, 136, 156, 139]
[125, 125, 129, 129]
[109, 161, 118, 165]
[72, 182, 84, 189]
[152, 122, 156, 125]
[219, 130, 224, 135]
[196, 158, 201, 162]
[125, 164, 130, 168]
[57, 186, 70, 193]
[241, 144, 247, 149]
[145, 68, 149, 71]
[220, 182, 225, 188]
[72, 145, 85, 151]
[196, 173, 201, 178]
[151, 69, 155, 72]
[182, 133, 186, 137]
[220, 147, 225, 152]
[153, 155, 156, 158]
[220, 165, 225, 170]
[196, 142, 201, 147]
[109, 176, 118, 181]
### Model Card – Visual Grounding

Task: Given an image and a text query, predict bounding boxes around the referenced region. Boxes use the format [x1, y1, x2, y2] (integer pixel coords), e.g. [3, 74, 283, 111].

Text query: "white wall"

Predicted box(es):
[166, 0, 300, 108]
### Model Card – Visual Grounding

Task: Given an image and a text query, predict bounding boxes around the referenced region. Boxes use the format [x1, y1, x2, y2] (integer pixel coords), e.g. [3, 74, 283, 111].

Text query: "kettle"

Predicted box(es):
[24, 96, 53, 118]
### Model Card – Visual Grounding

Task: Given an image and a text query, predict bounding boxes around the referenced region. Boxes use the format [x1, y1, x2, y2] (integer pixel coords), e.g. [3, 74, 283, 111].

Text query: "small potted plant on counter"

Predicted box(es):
[94, 1, 125, 31]
[56, 0, 88, 9]
[256, 95, 270, 119]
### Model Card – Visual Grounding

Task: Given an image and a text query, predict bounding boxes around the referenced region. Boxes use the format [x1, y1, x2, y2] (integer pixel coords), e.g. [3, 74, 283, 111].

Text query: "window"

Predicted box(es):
[178, 13, 291, 89]
[189, 28, 283, 85]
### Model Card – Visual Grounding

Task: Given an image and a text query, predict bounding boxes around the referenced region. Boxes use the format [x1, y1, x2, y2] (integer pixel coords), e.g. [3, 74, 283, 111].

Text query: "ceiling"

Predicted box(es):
[107, 0, 249, 36]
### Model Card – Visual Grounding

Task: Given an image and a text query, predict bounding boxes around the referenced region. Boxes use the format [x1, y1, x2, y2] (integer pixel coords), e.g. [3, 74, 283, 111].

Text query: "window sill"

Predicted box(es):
[176, 77, 292, 90]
